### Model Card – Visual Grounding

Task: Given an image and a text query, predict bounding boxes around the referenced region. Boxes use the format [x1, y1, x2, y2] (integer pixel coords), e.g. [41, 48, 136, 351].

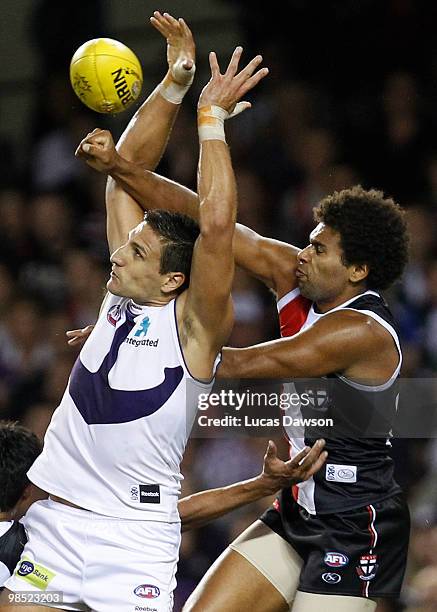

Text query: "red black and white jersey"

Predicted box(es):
[277, 288, 402, 515]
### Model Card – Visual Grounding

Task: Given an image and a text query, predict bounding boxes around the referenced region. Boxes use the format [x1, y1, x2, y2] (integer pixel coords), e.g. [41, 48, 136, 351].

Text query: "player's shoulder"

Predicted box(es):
[316, 308, 394, 349]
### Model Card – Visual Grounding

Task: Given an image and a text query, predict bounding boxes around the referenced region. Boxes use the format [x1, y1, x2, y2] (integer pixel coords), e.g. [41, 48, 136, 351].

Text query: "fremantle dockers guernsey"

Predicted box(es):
[277, 288, 402, 515]
[28, 293, 216, 522]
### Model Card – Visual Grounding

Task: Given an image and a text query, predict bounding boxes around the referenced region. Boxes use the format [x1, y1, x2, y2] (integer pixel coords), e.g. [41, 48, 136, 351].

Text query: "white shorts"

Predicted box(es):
[5, 499, 181, 612]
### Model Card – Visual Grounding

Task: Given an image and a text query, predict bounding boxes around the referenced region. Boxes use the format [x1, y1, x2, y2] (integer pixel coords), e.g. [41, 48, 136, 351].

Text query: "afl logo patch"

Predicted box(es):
[324, 552, 349, 567]
[134, 584, 160, 599]
[107, 304, 121, 326]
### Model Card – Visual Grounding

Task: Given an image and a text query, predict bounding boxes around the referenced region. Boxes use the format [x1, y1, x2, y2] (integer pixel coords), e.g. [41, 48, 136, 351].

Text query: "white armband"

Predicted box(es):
[197, 105, 229, 143]
[159, 61, 195, 105]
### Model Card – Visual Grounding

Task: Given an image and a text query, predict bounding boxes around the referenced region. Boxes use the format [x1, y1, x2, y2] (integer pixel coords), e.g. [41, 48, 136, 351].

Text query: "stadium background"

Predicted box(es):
[1, 1, 437, 610]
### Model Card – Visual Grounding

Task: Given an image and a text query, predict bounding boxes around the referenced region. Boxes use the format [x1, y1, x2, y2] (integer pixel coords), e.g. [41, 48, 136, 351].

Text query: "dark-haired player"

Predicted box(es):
[43, 15, 409, 612]
[0, 422, 43, 588]
[0, 16, 269, 612]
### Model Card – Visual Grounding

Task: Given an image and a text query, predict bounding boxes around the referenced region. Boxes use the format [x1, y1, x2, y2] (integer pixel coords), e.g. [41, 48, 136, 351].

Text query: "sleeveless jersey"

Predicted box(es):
[277, 288, 402, 515]
[0, 521, 26, 587]
[28, 293, 216, 522]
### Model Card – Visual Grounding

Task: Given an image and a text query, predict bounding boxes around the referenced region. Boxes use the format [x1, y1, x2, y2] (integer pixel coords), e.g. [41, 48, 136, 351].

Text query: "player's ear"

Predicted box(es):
[349, 263, 369, 284]
[161, 272, 186, 294]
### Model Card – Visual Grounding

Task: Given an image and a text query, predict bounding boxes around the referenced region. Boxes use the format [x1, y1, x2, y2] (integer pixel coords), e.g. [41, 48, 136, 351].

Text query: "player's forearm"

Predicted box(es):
[197, 139, 237, 237]
[109, 155, 200, 220]
[179, 475, 273, 532]
[218, 341, 301, 379]
[116, 75, 180, 169]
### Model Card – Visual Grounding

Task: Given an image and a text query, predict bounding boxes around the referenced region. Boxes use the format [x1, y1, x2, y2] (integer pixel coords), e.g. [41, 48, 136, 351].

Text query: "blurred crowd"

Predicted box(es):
[1, 1, 437, 610]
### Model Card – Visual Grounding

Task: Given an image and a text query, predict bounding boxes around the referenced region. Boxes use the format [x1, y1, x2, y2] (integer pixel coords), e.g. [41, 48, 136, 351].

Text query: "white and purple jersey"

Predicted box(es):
[28, 293, 215, 522]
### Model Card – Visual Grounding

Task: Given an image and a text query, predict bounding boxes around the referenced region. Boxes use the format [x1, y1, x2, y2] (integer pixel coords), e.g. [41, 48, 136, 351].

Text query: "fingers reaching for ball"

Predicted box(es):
[150, 11, 196, 86]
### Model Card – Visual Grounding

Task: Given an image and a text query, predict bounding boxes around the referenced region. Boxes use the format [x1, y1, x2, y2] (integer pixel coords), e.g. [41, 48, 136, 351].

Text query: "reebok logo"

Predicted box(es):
[139, 485, 160, 504]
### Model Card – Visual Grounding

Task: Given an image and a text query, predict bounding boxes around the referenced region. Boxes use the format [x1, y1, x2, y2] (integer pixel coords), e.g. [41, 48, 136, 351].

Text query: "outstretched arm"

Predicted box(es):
[179, 439, 327, 531]
[110, 159, 299, 295]
[218, 309, 396, 380]
[76, 11, 196, 255]
[77, 130, 299, 297]
[76, 14, 298, 295]
[180, 48, 269, 378]
[116, 11, 195, 167]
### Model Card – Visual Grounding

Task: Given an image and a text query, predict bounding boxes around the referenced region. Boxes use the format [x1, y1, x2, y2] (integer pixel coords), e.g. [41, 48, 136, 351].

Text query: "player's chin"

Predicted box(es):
[107, 276, 122, 295]
[298, 281, 312, 299]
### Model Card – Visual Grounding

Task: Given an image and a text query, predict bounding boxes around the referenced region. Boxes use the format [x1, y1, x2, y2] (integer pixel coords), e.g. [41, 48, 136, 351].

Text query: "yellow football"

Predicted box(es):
[70, 38, 143, 114]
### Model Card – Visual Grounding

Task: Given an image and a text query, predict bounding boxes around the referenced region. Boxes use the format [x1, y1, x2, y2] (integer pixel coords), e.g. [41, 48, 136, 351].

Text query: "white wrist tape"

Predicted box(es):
[198, 105, 229, 142]
[159, 61, 195, 105]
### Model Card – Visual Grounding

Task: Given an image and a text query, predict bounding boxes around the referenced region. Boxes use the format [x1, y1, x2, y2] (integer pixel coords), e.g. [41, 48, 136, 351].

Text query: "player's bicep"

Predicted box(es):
[105, 177, 144, 254]
[275, 314, 373, 376]
[234, 224, 300, 297]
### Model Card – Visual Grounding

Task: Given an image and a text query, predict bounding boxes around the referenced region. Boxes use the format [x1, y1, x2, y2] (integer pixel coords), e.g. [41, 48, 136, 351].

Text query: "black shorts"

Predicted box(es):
[261, 493, 410, 600]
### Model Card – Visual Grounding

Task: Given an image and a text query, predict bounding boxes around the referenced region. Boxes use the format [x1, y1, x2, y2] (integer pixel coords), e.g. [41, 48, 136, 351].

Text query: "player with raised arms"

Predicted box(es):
[73, 15, 411, 612]
[0, 12, 270, 612]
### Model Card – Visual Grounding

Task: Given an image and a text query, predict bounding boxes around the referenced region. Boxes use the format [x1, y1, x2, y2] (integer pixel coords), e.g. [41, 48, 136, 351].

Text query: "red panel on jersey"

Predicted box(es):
[279, 294, 311, 338]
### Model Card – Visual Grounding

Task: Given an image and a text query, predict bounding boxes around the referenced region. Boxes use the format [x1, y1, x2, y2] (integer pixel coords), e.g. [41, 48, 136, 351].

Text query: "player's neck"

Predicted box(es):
[0, 512, 13, 521]
[131, 295, 175, 308]
[315, 285, 369, 313]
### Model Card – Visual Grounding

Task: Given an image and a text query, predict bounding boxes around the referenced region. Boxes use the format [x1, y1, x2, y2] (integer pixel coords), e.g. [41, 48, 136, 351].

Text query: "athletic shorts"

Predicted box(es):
[4, 498, 181, 612]
[261, 493, 410, 600]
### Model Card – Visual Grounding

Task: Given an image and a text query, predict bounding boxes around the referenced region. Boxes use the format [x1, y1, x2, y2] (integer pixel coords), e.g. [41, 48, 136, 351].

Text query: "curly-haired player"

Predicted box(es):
[313, 186, 408, 292]
[197, 186, 410, 612]
[57, 25, 411, 612]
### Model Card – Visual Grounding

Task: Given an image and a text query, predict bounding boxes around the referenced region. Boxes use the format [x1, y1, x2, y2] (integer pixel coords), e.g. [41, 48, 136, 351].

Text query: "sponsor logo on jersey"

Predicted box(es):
[125, 337, 159, 348]
[107, 304, 122, 326]
[17, 560, 34, 576]
[324, 552, 349, 567]
[139, 484, 160, 504]
[356, 554, 378, 581]
[125, 316, 160, 346]
[134, 316, 150, 337]
[130, 484, 160, 503]
[326, 463, 357, 483]
[15, 557, 56, 590]
[321, 572, 341, 584]
[134, 606, 158, 612]
[134, 584, 160, 599]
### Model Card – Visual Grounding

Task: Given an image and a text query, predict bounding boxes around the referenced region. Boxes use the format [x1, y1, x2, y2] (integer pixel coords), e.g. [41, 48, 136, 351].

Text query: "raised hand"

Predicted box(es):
[198, 46, 268, 116]
[150, 11, 195, 86]
[75, 129, 119, 173]
[260, 439, 327, 494]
